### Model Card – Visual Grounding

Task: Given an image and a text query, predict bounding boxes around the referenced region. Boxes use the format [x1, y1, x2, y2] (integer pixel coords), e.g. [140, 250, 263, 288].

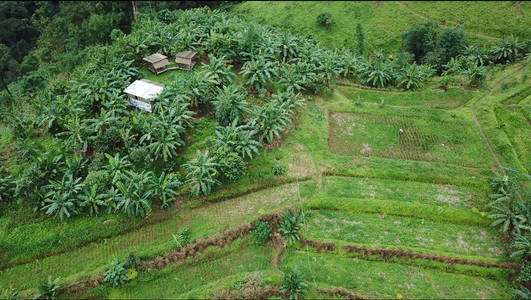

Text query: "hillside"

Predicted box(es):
[234, 1, 531, 53]
[0, 2, 530, 299]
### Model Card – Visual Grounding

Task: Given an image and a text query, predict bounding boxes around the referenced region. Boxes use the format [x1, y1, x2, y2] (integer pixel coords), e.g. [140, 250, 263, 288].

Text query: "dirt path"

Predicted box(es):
[396, 1, 499, 40]
[471, 63, 529, 174]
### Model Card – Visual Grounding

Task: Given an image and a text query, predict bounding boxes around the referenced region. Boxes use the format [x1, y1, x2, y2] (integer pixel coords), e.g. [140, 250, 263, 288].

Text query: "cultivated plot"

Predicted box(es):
[328, 112, 494, 168]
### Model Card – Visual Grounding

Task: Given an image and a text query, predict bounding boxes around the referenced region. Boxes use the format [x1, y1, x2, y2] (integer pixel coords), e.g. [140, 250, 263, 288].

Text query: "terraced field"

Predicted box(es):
[3, 59, 528, 299]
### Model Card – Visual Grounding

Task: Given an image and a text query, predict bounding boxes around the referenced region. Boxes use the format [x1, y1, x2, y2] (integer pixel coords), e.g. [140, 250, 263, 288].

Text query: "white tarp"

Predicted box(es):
[123, 79, 164, 101]
[129, 98, 152, 112]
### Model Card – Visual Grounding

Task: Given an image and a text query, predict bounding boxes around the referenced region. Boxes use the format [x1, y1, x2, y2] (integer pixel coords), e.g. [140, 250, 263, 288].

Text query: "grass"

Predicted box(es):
[403, 1, 531, 40]
[0, 181, 315, 294]
[283, 250, 510, 299]
[335, 85, 480, 109]
[328, 111, 493, 168]
[303, 209, 505, 260]
[323, 176, 486, 209]
[234, 1, 529, 53]
[79, 239, 278, 299]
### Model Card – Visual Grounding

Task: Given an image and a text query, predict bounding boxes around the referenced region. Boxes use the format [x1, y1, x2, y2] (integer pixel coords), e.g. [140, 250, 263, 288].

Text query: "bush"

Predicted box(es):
[273, 164, 287, 176]
[280, 266, 307, 300]
[172, 226, 191, 248]
[83, 170, 112, 194]
[401, 22, 438, 63]
[217, 151, 246, 183]
[279, 210, 304, 244]
[36, 276, 61, 300]
[104, 259, 128, 287]
[93, 126, 123, 154]
[316, 13, 332, 27]
[517, 261, 531, 283]
[124, 252, 140, 270]
[250, 221, 272, 245]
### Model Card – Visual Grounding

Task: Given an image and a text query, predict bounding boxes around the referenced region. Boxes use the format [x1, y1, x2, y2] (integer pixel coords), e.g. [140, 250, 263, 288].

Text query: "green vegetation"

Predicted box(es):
[0, 1, 530, 299]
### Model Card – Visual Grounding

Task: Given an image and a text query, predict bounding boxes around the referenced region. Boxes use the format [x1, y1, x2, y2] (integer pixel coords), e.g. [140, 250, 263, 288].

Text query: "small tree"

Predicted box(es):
[104, 259, 128, 287]
[280, 266, 308, 300]
[356, 23, 365, 56]
[250, 221, 272, 245]
[316, 13, 332, 27]
[35, 276, 61, 300]
[184, 150, 220, 196]
[279, 210, 304, 245]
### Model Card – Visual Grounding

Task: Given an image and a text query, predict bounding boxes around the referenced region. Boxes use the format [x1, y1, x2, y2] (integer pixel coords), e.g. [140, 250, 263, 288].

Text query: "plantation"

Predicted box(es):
[0, 1, 530, 299]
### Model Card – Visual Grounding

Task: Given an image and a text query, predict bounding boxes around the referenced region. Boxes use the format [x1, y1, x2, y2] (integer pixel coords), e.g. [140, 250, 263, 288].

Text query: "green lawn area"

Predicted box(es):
[323, 176, 486, 209]
[303, 209, 505, 260]
[234, 1, 529, 53]
[283, 250, 510, 299]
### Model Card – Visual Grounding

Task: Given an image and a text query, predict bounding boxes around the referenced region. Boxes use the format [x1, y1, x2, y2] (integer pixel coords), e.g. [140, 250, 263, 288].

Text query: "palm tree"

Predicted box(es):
[213, 119, 261, 160]
[104, 153, 132, 183]
[251, 100, 292, 144]
[240, 55, 278, 93]
[140, 116, 185, 162]
[203, 54, 237, 86]
[41, 174, 84, 220]
[184, 150, 220, 196]
[213, 85, 250, 126]
[115, 171, 153, 217]
[359, 58, 393, 88]
[148, 172, 181, 209]
[396, 64, 426, 90]
[488, 187, 527, 234]
[79, 185, 107, 216]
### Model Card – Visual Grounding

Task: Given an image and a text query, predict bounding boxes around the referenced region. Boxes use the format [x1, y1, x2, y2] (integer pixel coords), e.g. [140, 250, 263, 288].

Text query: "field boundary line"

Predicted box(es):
[300, 238, 520, 271]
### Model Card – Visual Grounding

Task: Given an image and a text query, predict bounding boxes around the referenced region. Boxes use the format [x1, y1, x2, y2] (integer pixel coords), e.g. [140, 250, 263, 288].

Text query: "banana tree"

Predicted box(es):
[184, 150, 220, 196]
[79, 184, 107, 216]
[147, 172, 181, 208]
[213, 85, 250, 126]
[115, 171, 153, 217]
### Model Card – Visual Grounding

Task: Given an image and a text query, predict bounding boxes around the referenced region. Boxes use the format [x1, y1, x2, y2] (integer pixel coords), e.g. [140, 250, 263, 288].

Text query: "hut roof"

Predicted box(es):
[176, 50, 197, 59]
[143, 53, 168, 64]
[152, 60, 169, 69]
[123, 79, 164, 101]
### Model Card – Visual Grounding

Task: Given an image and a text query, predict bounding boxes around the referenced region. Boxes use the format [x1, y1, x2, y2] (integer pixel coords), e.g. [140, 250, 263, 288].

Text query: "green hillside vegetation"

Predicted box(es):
[235, 1, 531, 53]
[0, 1, 530, 299]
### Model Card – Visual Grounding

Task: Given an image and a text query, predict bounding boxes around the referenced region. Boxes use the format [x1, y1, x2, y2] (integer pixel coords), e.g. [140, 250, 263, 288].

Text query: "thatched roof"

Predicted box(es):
[176, 50, 197, 59]
[143, 53, 168, 64]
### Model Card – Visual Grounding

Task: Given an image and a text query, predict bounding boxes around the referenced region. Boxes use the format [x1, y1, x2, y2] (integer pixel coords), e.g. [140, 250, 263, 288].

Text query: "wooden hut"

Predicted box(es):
[123, 79, 164, 112]
[143, 53, 169, 75]
[175, 50, 197, 70]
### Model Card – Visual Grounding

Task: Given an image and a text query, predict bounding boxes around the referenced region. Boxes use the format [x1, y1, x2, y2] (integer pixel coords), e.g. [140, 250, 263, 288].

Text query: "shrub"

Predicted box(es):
[1, 286, 19, 300]
[250, 221, 272, 245]
[517, 261, 531, 283]
[124, 252, 140, 270]
[35, 276, 61, 300]
[93, 126, 123, 154]
[104, 259, 128, 287]
[279, 210, 304, 244]
[316, 13, 332, 27]
[273, 164, 287, 176]
[172, 226, 191, 248]
[83, 170, 112, 194]
[0, 168, 16, 203]
[401, 22, 438, 63]
[280, 266, 308, 300]
[217, 151, 246, 183]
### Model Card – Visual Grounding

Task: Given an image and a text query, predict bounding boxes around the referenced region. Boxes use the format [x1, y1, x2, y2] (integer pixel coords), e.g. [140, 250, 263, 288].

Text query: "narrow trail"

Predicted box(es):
[396, 1, 499, 40]
[471, 62, 529, 174]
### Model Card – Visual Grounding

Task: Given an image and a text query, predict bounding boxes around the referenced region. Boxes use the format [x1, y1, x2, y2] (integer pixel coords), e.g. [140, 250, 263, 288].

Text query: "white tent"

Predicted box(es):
[123, 79, 164, 112]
